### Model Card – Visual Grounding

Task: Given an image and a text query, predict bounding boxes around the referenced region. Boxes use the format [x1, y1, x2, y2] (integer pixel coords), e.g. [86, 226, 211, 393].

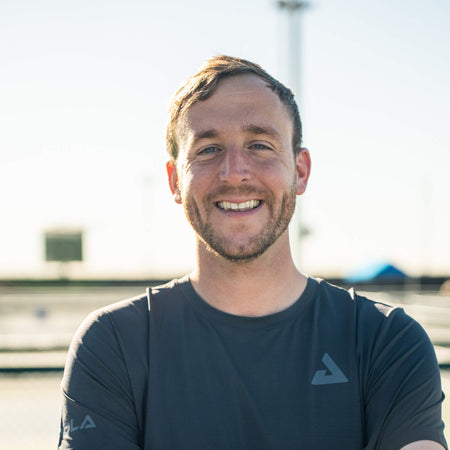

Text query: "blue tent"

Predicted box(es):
[345, 261, 409, 283]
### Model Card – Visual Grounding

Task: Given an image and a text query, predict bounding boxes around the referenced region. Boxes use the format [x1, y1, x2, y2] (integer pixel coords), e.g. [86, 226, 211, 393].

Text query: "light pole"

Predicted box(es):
[276, 1, 310, 97]
[276, 0, 311, 268]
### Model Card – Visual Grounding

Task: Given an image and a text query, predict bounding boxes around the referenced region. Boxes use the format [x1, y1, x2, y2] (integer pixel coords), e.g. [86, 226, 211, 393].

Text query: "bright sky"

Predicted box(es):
[1, 0, 449, 279]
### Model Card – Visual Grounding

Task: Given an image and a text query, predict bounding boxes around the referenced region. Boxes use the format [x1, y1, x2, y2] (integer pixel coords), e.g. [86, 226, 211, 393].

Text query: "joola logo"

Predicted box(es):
[63, 415, 96, 435]
[311, 353, 348, 385]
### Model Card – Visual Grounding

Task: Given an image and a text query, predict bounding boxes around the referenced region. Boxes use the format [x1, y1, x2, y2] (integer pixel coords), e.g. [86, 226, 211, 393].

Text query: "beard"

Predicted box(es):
[183, 183, 297, 263]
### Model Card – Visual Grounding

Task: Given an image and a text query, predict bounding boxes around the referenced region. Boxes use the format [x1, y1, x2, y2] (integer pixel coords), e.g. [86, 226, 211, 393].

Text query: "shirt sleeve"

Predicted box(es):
[360, 305, 447, 450]
[58, 308, 142, 450]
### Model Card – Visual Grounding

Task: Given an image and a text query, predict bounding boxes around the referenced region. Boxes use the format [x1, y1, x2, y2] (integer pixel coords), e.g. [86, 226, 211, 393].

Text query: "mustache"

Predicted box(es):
[204, 181, 297, 203]
[205, 185, 268, 202]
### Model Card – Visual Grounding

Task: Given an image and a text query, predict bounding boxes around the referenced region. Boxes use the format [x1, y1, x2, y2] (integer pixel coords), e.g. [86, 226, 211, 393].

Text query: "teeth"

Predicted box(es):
[217, 200, 261, 211]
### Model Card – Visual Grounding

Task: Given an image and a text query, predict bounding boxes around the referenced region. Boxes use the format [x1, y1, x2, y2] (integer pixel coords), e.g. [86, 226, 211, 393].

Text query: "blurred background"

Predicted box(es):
[1, 0, 449, 448]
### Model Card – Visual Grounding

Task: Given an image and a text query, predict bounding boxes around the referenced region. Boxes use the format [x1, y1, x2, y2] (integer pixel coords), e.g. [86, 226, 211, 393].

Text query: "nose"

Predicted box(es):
[219, 146, 251, 184]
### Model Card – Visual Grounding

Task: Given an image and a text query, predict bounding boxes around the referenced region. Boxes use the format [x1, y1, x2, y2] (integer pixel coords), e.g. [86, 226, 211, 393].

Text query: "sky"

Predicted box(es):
[1, 0, 449, 279]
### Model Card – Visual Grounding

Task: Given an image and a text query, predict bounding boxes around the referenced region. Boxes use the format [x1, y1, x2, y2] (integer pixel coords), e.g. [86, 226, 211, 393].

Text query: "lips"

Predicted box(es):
[216, 200, 262, 212]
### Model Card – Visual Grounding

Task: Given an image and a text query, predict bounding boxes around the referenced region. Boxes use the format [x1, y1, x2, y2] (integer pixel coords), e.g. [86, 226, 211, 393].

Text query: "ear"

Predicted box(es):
[295, 148, 311, 195]
[166, 160, 182, 204]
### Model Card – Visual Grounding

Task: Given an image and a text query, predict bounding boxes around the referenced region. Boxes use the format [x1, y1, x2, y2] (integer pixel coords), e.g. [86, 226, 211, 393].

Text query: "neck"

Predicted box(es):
[189, 233, 307, 317]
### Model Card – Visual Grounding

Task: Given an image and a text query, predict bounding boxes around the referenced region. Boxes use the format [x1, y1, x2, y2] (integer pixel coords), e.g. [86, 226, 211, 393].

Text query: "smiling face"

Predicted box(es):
[167, 74, 310, 263]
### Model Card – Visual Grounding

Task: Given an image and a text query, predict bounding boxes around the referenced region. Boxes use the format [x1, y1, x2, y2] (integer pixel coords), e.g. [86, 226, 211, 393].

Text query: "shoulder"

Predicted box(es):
[63, 280, 183, 393]
[70, 292, 149, 346]
[312, 278, 434, 359]
[312, 277, 401, 327]
[84, 278, 185, 325]
[314, 277, 412, 326]
[147, 277, 189, 303]
[70, 278, 187, 344]
[64, 293, 149, 379]
[98, 292, 150, 329]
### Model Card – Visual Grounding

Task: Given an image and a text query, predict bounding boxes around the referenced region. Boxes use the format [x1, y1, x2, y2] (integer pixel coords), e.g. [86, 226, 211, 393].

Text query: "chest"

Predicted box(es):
[145, 312, 363, 449]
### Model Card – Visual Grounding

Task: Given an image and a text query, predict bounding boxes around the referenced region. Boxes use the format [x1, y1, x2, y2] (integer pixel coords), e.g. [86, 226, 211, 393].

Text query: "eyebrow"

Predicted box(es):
[241, 124, 282, 140]
[193, 129, 220, 142]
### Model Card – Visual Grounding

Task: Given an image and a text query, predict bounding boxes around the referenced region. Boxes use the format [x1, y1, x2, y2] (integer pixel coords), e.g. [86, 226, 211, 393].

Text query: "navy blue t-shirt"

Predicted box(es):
[59, 277, 447, 449]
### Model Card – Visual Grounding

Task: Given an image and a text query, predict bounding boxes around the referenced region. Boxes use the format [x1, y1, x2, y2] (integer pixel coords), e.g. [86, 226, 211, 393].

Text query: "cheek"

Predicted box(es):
[176, 163, 194, 193]
[181, 163, 216, 192]
[260, 163, 296, 189]
[179, 173, 204, 204]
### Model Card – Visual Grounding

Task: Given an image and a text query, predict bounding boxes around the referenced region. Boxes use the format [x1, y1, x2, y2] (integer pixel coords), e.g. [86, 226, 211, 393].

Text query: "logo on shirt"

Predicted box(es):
[63, 415, 96, 436]
[311, 353, 348, 385]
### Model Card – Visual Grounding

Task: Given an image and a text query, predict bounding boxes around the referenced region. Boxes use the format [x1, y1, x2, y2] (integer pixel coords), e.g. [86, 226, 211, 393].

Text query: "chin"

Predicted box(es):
[203, 237, 275, 264]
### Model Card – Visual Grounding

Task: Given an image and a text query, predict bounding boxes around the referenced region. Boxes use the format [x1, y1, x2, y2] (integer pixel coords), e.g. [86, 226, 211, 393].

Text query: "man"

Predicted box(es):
[58, 55, 447, 449]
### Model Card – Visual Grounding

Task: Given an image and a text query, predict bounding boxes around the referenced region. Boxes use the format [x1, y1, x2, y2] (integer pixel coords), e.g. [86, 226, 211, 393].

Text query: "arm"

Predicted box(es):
[401, 441, 446, 449]
[58, 309, 141, 449]
[360, 305, 447, 450]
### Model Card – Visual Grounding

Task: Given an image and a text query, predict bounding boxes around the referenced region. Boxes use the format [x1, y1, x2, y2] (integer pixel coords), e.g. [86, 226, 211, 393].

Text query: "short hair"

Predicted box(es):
[166, 55, 302, 161]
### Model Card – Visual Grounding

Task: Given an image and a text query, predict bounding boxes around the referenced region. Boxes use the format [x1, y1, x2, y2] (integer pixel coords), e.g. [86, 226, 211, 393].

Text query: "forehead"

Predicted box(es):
[177, 74, 293, 143]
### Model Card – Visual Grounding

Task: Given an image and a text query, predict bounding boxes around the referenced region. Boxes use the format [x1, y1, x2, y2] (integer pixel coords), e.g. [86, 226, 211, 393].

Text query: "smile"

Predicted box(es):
[216, 200, 262, 212]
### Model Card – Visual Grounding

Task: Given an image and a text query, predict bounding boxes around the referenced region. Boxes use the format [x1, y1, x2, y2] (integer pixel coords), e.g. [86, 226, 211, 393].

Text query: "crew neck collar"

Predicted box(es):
[174, 275, 318, 329]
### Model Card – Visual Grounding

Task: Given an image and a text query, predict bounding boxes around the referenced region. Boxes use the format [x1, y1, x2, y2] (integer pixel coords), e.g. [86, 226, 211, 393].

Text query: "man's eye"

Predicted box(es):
[250, 143, 270, 150]
[199, 146, 219, 155]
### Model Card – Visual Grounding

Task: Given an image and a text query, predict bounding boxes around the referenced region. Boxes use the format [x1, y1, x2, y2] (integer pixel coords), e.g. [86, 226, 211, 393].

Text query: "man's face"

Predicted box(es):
[168, 74, 310, 262]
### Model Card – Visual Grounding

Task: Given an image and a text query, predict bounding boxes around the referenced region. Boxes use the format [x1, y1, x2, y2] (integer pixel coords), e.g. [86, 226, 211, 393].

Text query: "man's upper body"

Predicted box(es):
[59, 55, 447, 449]
[59, 276, 446, 449]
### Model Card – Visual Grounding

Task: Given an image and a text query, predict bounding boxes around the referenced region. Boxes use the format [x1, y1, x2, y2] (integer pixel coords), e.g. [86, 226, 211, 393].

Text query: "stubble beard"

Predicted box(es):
[184, 183, 297, 263]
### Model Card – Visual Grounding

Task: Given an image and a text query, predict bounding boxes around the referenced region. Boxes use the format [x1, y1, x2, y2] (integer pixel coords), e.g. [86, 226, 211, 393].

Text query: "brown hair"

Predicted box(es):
[166, 55, 302, 161]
